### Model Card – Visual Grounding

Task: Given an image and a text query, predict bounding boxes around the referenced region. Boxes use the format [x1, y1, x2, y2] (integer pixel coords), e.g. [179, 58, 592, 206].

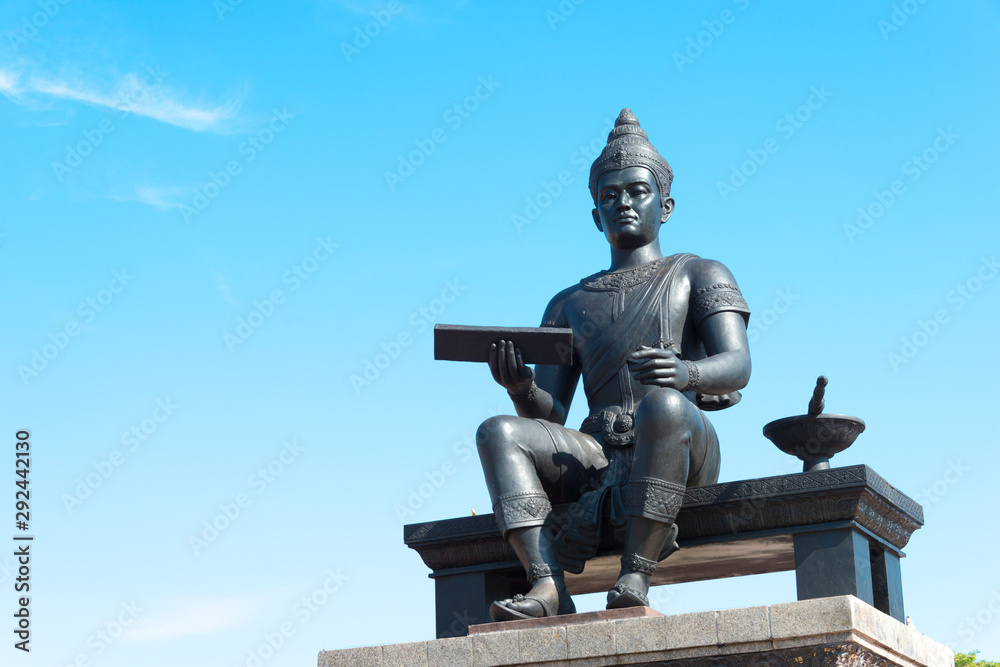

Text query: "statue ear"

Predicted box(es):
[660, 197, 675, 224]
[592, 208, 603, 232]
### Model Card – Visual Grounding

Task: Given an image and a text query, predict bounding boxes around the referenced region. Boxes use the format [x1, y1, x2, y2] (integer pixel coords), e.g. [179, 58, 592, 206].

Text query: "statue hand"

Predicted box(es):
[628, 346, 689, 389]
[489, 340, 535, 394]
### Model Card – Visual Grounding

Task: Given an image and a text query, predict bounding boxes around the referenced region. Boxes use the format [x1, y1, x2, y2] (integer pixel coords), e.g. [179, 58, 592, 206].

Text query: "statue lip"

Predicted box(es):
[614, 214, 638, 223]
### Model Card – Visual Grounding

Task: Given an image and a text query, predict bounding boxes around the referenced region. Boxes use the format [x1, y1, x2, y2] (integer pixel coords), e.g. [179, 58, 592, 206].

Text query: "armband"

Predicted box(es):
[691, 282, 750, 326]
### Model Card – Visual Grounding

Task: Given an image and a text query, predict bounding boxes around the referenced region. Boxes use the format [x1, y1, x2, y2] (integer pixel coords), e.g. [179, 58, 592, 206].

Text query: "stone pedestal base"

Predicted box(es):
[317, 595, 951, 667]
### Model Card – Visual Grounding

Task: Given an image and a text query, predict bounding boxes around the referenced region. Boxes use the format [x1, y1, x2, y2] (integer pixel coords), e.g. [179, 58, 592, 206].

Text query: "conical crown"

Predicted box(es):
[588, 109, 673, 203]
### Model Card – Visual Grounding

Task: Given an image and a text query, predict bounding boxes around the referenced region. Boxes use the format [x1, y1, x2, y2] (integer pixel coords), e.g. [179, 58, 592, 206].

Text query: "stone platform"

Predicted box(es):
[317, 595, 952, 667]
[405, 465, 923, 637]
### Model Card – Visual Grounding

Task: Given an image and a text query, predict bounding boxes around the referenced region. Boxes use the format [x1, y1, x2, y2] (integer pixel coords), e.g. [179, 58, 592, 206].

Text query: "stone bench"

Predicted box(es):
[403, 465, 923, 638]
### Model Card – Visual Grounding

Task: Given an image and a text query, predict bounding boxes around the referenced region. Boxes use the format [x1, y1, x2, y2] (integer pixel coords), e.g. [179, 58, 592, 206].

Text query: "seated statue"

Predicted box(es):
[477, 109, 752, 621]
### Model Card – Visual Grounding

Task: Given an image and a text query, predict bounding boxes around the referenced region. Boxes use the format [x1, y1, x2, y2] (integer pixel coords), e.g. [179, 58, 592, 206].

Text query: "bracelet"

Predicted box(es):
[681, 360, 700, 392]
[509, 382, 538, 405]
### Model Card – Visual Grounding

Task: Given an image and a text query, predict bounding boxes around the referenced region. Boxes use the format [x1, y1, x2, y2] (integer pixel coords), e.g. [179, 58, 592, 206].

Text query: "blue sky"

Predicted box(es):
[1, 1, 999, 665]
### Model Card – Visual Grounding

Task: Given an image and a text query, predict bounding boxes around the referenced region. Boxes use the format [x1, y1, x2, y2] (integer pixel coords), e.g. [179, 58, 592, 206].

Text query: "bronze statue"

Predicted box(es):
[477, 109, 752, 621]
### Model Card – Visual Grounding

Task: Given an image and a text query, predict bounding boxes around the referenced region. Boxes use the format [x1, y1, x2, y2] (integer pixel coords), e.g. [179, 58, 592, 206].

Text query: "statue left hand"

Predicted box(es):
[627, 346, 690, 389]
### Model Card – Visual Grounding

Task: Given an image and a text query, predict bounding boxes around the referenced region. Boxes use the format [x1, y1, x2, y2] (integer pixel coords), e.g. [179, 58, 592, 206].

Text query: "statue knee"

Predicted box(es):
[635, 388, 695, 437]
[476, 415, 526, 460]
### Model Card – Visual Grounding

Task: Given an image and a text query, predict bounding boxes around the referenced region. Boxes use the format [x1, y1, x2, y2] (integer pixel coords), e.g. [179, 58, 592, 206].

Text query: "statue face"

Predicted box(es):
[592, 166, 673, 249]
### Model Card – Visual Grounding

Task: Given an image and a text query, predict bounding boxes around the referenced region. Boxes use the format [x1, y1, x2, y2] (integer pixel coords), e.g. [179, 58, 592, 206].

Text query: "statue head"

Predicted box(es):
[588, 109, 673, 206]
[589, 110, 674, 246]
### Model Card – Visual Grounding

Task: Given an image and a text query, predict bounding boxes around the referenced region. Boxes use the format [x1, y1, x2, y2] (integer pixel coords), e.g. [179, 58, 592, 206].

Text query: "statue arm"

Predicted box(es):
[488, 288, 580, 425]
[689, 259, 752, 395]
[693, 312, 751, 394]
[523, 289, 580, 424]
[529, 358, 579, 426]
[629, 258, 751, 395]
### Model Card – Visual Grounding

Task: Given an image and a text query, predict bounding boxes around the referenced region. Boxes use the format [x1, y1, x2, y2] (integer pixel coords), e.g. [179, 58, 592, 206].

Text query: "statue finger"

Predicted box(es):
[629, 358, 665, 372]
[505, 341, 521, 380]
[496, 341, 513, 383]
[514, 347, 531, 380]
[489, 344, 503, 384]
[637, 368, 677, 382]
[496, 340, 507, 363]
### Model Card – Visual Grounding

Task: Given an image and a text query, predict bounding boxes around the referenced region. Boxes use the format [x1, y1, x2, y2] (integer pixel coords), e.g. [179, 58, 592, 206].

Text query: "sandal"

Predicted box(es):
[606, 582, 649, 609]
[490, 592, 557, 621]
[489, 563, 563, 622]
[606, 552, 656, 609]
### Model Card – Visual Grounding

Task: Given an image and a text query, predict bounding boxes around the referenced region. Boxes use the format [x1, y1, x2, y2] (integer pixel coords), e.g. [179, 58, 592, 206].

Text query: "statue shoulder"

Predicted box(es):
[540, 282, 584, 327]
[681, 256, 750, 326]
[683, 256, 742, 292]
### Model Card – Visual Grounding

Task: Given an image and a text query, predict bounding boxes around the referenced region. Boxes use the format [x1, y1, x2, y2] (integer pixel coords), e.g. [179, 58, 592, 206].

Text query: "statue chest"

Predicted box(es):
[565, 282, 693, 364]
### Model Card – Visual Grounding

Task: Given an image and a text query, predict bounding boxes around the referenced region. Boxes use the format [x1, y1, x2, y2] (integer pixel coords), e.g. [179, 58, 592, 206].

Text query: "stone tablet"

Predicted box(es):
[433, 324, 574, 365]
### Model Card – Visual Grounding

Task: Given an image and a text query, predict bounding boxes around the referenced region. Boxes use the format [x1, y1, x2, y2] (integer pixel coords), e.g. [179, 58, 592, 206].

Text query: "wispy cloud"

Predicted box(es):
[0, 69, 19, 93]
[123, 596, 261, 642]
[325, 0, 469, 24]
[213, 272, 237, 305]
[107, 186, 188, 211]
[0, 65, 244, 133]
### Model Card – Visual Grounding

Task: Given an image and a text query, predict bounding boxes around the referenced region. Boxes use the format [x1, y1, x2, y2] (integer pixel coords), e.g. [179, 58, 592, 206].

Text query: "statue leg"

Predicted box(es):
[608, 388, 717, 609]
[477, 415, 604, 620]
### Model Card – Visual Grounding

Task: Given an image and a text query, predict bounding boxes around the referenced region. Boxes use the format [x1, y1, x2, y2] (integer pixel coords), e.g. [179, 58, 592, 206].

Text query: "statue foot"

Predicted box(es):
[606, 573, 649, 609]
[490, 578, 575, 622]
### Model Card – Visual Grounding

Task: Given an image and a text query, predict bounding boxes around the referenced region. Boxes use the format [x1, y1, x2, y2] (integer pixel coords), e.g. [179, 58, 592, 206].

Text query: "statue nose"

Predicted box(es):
[616, 194, 632, 210]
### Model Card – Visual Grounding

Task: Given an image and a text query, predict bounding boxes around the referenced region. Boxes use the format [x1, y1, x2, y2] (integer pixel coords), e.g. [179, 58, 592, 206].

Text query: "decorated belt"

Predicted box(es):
[580, 410, 635, 447]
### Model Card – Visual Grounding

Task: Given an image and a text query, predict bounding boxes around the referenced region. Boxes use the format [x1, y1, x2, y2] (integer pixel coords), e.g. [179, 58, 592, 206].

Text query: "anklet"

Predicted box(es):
[527, 563, 563, 583]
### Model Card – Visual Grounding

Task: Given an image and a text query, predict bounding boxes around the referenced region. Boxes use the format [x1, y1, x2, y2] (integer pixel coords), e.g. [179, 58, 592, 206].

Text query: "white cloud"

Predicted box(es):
[0, 68, 19, 94]
[123, 596, 261, 642]
[213, 272, 237, 305]
[0, 65, 244, 133]
[107, 186, 188, 211]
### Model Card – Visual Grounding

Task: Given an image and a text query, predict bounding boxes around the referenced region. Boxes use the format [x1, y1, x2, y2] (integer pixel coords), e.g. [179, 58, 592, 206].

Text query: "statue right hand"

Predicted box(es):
[489, 339, 535, 394]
